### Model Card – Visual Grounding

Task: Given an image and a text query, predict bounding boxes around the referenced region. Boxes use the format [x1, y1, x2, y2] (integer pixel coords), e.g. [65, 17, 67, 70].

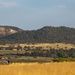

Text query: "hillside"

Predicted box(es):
[0, 25, 22, 37]
[0, 26, 75, 44]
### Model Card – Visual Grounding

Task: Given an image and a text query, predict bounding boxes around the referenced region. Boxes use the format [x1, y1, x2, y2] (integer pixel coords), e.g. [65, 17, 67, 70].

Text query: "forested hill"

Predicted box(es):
[0, 26, 75, 44]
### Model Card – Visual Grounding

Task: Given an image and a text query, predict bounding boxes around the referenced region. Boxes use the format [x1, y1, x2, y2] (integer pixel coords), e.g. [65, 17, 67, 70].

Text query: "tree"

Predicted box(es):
[17, 45, 22, 50]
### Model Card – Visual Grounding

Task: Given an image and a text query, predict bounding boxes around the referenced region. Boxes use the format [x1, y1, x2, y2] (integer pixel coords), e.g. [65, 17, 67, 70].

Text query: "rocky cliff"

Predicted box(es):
[0, 26, 22, 37]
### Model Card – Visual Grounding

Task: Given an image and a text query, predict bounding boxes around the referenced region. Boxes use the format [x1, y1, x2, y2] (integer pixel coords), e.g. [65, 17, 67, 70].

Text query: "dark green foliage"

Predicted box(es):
[25, 48, 75, 58]
[53, 58, 75, 62]
[17, 45, 22, 50]
[0, 26, 75, 44]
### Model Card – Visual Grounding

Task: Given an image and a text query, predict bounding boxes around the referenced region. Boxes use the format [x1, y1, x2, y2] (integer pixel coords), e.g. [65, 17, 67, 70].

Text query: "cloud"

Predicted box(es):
[0, 0, 18, 8]
[68, 0, 75, 1]
[58, 5, 66, 8]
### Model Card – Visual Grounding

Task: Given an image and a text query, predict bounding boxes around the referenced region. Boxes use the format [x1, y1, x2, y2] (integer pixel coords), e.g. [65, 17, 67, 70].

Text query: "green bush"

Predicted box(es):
[53, 58, 75, 62]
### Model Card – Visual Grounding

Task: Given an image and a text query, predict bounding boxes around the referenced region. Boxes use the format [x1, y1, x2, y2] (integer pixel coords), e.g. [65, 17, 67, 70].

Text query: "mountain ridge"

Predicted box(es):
[0, 26, 75, 44]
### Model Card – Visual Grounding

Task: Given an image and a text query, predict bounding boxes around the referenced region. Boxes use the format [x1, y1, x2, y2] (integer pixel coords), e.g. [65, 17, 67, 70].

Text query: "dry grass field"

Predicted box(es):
[0, 62, 75, 75]
[20, 43, 75, 50]
[0, 43, 75, 50]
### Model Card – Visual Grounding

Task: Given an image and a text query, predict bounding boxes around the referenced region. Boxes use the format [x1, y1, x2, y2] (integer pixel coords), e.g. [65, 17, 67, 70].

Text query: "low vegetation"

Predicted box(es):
[0, 43, 75, 63]
[53, 58, 75, 62]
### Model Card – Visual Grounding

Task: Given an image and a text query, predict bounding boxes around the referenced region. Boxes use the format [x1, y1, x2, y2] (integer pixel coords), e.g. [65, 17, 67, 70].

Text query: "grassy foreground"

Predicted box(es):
[0, 62, 75, 75]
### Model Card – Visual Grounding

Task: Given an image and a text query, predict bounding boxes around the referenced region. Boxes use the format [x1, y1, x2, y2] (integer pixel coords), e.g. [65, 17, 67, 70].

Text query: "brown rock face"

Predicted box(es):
[0, 26, 22, 36]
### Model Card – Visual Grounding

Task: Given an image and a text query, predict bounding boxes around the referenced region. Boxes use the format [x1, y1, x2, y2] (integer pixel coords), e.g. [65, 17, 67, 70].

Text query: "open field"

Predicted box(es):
[9, 56, 53, 63]
[0, 62, 75, 75]
[0, 50, 26, 54]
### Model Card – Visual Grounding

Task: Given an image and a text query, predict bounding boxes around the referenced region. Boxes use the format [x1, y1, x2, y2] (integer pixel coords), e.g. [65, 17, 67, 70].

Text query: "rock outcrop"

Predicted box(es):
[0, 26, 22, 37]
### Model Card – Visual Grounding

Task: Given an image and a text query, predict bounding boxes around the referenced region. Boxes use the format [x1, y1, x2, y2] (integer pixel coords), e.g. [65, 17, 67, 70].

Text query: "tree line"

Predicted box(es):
[16, 48, 75, 58]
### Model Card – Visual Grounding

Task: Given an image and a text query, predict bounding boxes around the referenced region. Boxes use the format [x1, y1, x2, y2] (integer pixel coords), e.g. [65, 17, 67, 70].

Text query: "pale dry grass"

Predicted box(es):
[0, 43, 75, 50]
[0, 62, 75, 75]
[20, 43, 75, 50]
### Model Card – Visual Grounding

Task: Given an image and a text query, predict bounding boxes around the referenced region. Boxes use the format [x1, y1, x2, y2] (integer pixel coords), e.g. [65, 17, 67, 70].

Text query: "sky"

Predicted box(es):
[0, 0, 75, 30]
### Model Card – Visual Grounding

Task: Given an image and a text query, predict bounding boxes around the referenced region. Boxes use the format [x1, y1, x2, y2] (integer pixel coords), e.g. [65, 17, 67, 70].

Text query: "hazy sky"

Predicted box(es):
[0, 0, 75, 30]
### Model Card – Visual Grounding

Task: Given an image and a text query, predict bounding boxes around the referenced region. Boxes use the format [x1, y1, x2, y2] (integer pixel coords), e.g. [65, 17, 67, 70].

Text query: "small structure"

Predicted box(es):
[0, 60, 8, 64]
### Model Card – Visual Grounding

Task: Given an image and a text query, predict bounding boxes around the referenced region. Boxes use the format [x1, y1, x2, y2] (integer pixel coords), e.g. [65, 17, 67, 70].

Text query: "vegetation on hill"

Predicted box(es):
[0, 26, 75, 44]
